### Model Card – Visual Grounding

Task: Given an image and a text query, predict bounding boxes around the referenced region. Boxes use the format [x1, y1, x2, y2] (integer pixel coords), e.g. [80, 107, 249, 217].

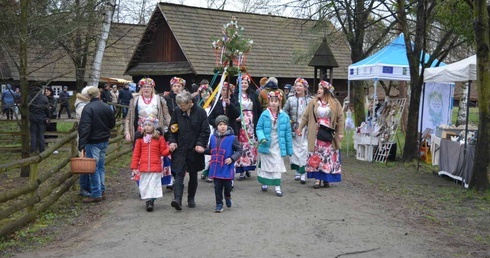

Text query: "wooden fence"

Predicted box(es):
[0, 120, 131, 237]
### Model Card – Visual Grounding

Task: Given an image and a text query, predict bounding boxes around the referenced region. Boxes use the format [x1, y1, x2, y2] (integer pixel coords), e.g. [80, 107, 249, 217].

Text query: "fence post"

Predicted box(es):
[71, 123, 78, 192]
[28, 161, 39, 212]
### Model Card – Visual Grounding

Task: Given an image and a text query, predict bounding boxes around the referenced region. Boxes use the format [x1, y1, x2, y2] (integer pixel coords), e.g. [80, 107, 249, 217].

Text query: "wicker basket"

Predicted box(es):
[71, 151, 96, 174]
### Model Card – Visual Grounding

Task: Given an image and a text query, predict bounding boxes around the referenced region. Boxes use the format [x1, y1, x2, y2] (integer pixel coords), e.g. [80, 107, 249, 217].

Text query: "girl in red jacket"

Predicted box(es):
[130, 114, 171, 212]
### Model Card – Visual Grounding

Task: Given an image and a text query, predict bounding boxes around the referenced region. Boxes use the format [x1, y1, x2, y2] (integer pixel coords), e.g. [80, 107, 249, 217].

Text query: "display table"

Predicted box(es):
[353, 133, 379, 162]
[438, 139, 475, 188]
[430, 134, 441, 166]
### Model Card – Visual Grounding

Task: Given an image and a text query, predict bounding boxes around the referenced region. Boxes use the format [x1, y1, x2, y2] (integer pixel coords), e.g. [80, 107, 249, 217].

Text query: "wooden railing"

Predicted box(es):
[0, 120, 131, 237]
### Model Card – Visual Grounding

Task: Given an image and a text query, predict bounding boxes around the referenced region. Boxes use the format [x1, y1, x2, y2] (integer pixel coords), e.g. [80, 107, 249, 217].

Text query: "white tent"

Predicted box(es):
[424, 55, 476, 82]
[423, 55, 476, 187]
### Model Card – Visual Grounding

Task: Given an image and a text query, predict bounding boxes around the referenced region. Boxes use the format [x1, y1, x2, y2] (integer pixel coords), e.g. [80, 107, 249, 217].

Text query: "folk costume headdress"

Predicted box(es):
[267, 90, 283, 101]
[319, 80, 334, 93]
[170, 77, 186, 86]
[294, 77, 309, 88]
[138, 78, 155, 88]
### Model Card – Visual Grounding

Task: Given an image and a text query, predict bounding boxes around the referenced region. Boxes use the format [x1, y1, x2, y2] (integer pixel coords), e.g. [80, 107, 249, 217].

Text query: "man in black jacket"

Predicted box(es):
[78, 87, 115, 203]
[117, 84, 133, 118]
[58, 86, 72, 118]
[28, 86, 51, 153]
[168, 91, 210, 210]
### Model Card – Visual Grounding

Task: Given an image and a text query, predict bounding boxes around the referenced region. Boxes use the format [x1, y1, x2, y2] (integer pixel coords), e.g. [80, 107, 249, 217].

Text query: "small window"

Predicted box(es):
[51, 85, 62, 98]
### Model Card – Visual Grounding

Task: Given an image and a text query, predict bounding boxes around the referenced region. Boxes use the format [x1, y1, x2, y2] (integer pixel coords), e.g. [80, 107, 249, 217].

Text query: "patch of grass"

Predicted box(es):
[56, 122, 76, 132]
[452, 107, 479, 125]
[344, 156, 490, 251]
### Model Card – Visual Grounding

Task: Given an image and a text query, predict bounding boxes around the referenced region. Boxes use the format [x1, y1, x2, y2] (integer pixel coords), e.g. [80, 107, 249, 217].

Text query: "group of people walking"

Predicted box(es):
[123, 75, 344, 213]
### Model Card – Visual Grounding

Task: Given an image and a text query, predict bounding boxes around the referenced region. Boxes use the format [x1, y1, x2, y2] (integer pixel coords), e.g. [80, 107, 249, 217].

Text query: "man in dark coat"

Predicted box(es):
[58, 86, 72, 118]
[28, 86, 51, 153]
[167, 91, 210, 210]
[78, 87, 115, 203]
[117, 84, 133, 118]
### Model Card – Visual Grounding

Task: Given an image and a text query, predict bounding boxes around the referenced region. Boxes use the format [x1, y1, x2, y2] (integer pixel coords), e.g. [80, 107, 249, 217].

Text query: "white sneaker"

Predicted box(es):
[294, 173, 300, 181]
[300, 174, 306, 184]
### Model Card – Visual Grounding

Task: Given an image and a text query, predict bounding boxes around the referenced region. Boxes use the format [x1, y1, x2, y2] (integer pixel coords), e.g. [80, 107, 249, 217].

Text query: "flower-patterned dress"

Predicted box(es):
[235, 94, 258, 173]
[136, 96, 172, 185]
[306, 102, 341, 183]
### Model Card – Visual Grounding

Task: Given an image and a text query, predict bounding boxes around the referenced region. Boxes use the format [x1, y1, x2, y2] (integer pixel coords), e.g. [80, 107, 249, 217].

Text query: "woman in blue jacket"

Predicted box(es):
[255, 91, 293, 196]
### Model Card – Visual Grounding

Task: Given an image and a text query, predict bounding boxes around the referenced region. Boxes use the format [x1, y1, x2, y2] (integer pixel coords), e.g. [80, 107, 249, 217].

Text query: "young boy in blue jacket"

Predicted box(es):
[205, 115, 242, 213]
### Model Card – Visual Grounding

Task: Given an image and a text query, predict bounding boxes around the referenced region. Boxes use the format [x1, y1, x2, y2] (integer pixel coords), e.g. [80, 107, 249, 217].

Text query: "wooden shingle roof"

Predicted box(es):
[126, 3, 351, 79]
[2, 23, 144, 83]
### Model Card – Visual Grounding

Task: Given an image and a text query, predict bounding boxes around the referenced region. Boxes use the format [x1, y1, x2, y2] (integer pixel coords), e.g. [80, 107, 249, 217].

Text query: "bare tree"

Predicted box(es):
[393, 0, 468, 161]
[114, 0, 154, 24]
[0, 0, 75, 176]
[56, 0, 102, 91]
[89, 0, 117, 87]
[291, 0, 397, 127]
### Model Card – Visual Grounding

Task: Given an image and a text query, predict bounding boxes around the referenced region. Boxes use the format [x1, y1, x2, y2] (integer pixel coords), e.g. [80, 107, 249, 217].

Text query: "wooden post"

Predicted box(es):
[28, 161, 38, 212]
[71, 127, 78, 192]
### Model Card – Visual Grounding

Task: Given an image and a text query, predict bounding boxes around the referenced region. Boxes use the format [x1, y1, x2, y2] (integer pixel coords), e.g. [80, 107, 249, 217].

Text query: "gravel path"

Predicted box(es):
[14, 157, 450, 258]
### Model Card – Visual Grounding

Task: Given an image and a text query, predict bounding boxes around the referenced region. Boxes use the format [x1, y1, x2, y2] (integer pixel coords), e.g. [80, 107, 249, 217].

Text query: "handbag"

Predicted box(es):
[317, 124, 334, 142]
[313, 111, 335, 142]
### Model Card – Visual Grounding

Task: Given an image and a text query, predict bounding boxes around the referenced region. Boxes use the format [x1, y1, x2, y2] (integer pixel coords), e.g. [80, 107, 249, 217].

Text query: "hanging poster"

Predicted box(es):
[419, 82, 454, 133]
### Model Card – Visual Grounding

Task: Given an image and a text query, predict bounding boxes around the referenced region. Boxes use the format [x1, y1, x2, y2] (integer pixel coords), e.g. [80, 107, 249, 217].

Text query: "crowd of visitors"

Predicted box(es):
[13, 76, 344, 213]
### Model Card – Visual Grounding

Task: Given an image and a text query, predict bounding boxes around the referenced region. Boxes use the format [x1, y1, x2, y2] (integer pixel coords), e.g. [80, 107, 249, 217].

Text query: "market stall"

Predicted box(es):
[424, 55, 478, 187]
[348, 33, 442, 162]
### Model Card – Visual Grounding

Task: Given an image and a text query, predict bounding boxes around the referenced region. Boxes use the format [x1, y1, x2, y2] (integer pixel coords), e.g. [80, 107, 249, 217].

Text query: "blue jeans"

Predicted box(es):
[122, 107, 129, 118]
[79, 174, 91, 195]
[85, 142, 108, 198]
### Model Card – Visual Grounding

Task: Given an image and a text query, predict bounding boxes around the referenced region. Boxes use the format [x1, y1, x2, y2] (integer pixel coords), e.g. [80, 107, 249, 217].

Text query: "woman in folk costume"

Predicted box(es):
[208, 82, 240, 135]
[297, 80, 344, 188]
[233, 74, 261, 181]
[130, 114, 171, 212]
[256, 91, 293, 196]
[283, 77, 311, 184]
[164, 76, 185, 115]
[124, 77, 173, 188]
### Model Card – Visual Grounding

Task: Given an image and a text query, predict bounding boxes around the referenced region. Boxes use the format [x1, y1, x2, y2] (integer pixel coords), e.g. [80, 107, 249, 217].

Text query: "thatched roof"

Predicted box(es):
[126, 3, 351, 79]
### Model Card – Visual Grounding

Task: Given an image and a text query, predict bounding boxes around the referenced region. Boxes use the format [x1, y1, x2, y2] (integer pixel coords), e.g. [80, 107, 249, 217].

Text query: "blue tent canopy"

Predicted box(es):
[348, 33, 444, 81]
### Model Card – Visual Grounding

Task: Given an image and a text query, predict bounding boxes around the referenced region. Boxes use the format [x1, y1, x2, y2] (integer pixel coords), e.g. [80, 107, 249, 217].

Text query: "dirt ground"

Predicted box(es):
[5, 154, 490, 258]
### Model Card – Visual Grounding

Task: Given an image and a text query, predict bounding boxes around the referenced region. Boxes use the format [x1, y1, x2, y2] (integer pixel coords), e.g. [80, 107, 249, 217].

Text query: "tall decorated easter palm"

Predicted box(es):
[212, 16, 253, 76]
[204, 17, 253, 111]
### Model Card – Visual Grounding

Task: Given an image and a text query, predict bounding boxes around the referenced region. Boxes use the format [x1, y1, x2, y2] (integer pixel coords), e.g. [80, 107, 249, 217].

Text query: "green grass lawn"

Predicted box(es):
[452, 107, 479, 126]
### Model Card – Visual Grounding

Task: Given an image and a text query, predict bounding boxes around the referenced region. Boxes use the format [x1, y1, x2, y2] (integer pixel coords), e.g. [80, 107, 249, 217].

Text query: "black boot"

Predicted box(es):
[187, 181, 197, 208]
[146, 200, 154, 212]
[171, 183, 183, 211]
[188, 197, 196, 208]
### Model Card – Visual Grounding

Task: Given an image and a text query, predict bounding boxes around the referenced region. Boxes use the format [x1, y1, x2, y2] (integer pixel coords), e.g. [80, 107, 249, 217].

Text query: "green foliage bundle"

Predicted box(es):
[211, 16, 253, 75]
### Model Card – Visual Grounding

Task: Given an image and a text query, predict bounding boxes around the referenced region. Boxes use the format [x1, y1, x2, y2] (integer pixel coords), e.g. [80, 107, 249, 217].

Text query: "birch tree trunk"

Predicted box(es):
[88, 0, 116, 87]
[455, 82, 468, 127]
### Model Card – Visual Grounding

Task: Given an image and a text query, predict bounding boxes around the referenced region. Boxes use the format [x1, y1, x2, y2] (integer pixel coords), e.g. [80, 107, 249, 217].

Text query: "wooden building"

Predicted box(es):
[0, 23, 145, 95]
[125, 3, 352, 98]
